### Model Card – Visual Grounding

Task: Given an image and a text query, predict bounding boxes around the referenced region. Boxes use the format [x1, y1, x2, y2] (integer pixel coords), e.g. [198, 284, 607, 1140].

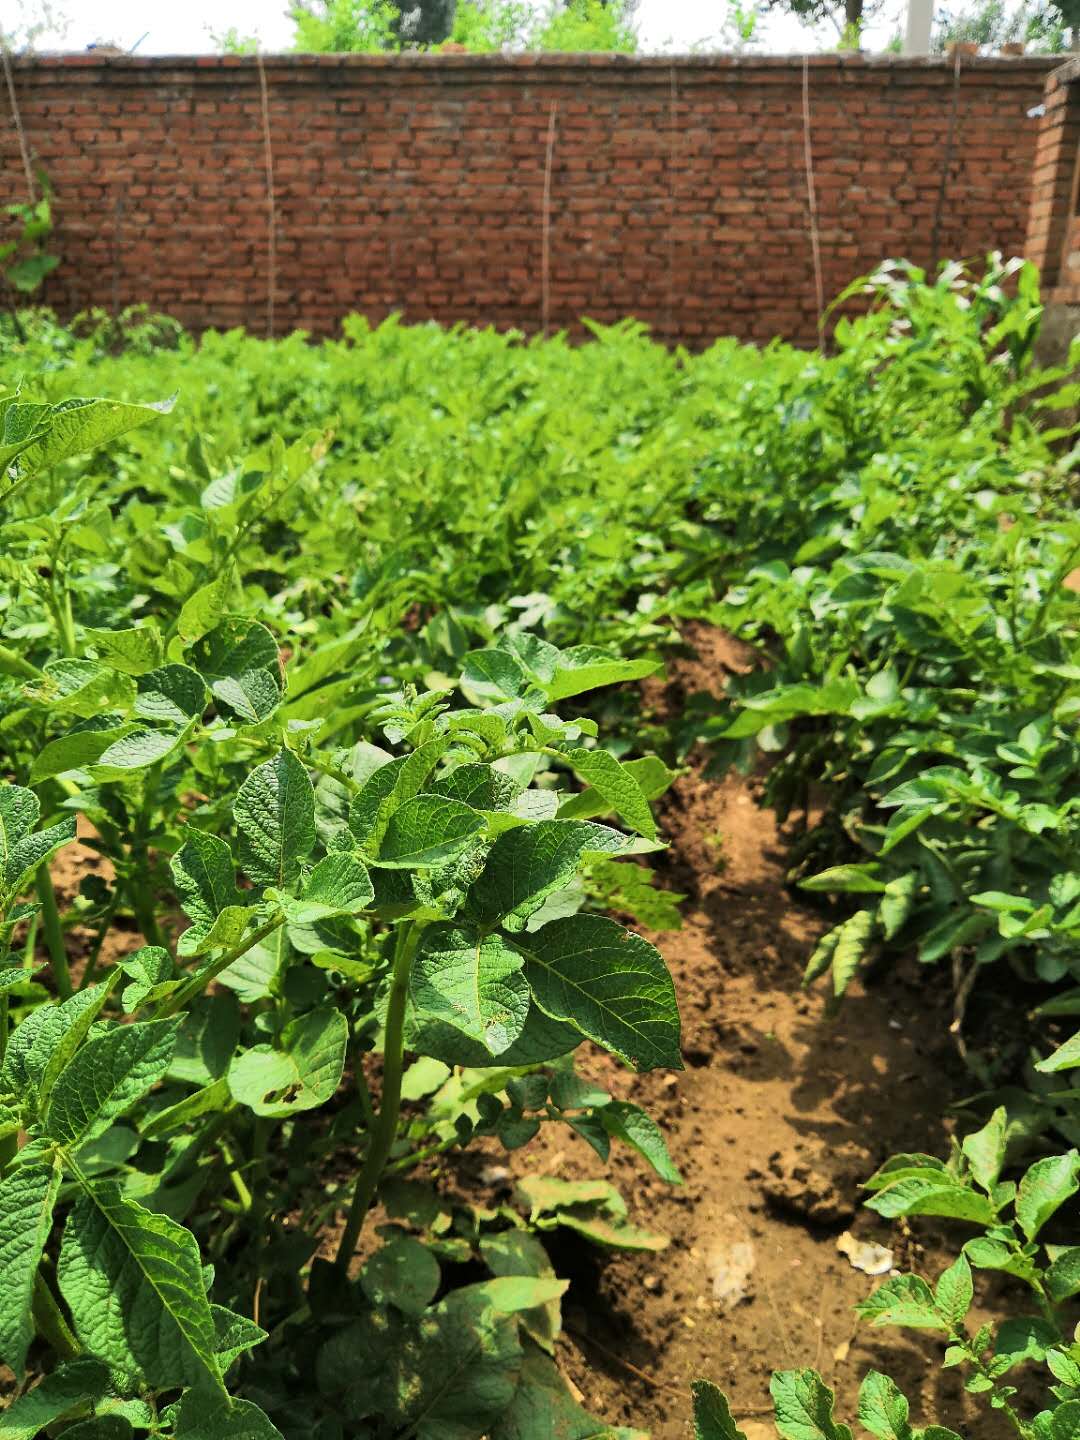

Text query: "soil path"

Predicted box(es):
[456, 628, 1005, 1438]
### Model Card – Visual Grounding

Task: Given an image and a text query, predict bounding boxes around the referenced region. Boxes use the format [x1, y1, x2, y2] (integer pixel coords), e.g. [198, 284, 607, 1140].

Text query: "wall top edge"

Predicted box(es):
[8, 50, 1062, 75]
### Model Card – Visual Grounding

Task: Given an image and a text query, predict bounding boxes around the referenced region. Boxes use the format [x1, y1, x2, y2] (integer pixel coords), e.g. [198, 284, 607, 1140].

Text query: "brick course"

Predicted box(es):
[0, 53, 1055, 346]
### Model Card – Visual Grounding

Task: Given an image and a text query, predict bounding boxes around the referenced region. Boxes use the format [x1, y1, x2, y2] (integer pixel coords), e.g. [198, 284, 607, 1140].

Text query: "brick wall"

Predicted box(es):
[0, 53, 1054, 346]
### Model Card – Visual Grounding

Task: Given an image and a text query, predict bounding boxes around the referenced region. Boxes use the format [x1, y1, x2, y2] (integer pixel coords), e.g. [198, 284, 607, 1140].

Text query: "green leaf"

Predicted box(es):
[407, 999, 581, 1069]
[1037, 1031, 1080, 1073]
[45, 1019, 181, 1150]
[10, 975, 119, 1104]
[60, 1418, 134, 1440]
[770, 1369, 853, 1440]
[89, 727, 189, 782]
[274, 852, 374, 924]
[1030, 1401, 1080, 1440]
[134, 664, 208, 725]
[994, 1317, 1059, 1371]
[1016, 1152, 1080, 1241]
[404, 1287, 523, 1440]
[934, 1255, 973, 1329]
[411, 924, 529, 1057]
[962, 1108, 1008, 1192]
[545, 646, 659, 702]
[855, 1275, 949, 1330]
[29, 726, 134, 783]
[361, 1236, 441, 1316]
[168, 995, 240, 1085]
[520, 913, 681, 1071]
[800, 865, 887, 894]
[599, 1100, 682, 1182]
[11, 395, 173, 480]
[170, 829, 241, 956]
[83, 624, 164, 676]
[692, 1381, 748, 1439]
[467, 820, 633, 931]
[864, 1176, 995, 1225]
[27, 660, 135, 720]
[212, 1303, 268, 1371]
[234, 749, 315, 887]
[0, 1359, 111, 1440]
[373, 793, 486, 869]
[348, 739, 450, 848]
[227, 1006, 347, 1116]
[829, 909, 875, 999]
[173, 1391, 284, 1440]
[480, 1231, 562, 1354]
[0, 1153, 62, 1376]
[879, 872, 917, 940]
[857, 1372, 913, 1440]
[141, 1077, 230, 1139]
[58, 1181, 224, 1393]
[561, 748, 656, 840]
[557, 753, 675, 824]
[4, 816, 76, 900]
[466, 1276, 569, 1313]
[176, 566, 236, 645]
[119, 946, 177, 1012]
[1046, 1246, 1080, 1303]
[461, 648, 536, 702]
[188, 618, 283, 723]
[492, 1339, 632, 1440]
[0, 784, 38, 862]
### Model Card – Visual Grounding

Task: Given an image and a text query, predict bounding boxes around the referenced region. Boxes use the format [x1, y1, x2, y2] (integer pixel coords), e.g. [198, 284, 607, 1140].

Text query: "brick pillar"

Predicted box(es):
[1026, 59, 1080, 293]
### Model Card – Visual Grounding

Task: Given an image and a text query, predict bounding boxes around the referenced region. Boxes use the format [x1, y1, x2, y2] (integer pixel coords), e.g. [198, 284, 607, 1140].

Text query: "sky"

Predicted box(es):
[18, 0, 905, 57]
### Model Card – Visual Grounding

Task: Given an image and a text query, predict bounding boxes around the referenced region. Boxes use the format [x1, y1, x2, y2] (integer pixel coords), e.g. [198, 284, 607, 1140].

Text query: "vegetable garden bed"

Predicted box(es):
[2, 260, 1080, 1440]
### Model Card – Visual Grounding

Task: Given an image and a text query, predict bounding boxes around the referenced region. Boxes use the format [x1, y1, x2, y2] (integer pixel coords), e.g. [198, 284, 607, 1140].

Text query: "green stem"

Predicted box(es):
[219, 1137, 254, 1212]
[129, 766, 164, 947]
[48, 565, 76, 659]
[32, 1271, 80, 1363]
[0, 643, 42, 680]
[334, 922, 422, 1273]
[384, 1134, 457, 1178]
[36, 865, 71, 1000]
[153, 915, 286, 1019]
[79, 893, 120, 991]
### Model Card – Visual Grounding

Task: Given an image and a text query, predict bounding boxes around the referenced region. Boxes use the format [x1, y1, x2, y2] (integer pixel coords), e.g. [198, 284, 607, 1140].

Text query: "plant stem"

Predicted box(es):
[36, 865, 71, 1000]
[154, 914, 286, 1019]
[219, 1137, 254, 1212]
[79, 893, 120, 991]
[0, 643, 42, 680]
[334, 922, 422, 1273]
[32, 1271, 80, 1362]
[129, 766, 164, 947]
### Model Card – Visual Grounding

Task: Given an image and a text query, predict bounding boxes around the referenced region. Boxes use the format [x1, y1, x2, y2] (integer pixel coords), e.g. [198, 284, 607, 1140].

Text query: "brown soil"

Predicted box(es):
[448, 626, 1022, 1438]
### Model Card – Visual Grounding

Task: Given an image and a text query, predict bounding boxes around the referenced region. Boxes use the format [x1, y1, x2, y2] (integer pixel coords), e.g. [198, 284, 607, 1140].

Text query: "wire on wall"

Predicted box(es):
[666, 63, 678, 343]
[930, 49, 963, 269]
[2, 45, 36, 202]
[541, 101, 558, 337]
[801, 56, 825, 349]
[256, 52, 278, 340]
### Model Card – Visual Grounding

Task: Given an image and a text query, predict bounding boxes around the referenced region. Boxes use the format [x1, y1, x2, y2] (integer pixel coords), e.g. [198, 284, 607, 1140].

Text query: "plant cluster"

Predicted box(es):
[3, 252, 1080, 1435]
[685, 260, 1080, 1061]
[282, 0, 637, 54]
[0, 391, 683, 1434]
[695, 1109, 1080, 1439]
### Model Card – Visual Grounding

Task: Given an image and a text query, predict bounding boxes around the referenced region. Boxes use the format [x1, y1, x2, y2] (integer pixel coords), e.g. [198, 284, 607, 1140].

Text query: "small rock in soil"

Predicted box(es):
[707, 1237, 756, 1310]
[836, 1230, 894, 1275]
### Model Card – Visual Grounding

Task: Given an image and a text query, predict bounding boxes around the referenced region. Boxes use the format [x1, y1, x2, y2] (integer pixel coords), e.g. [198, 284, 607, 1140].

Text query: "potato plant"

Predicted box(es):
[695, 1110, 1080, 1440]
[0, 394, 682, 1437]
